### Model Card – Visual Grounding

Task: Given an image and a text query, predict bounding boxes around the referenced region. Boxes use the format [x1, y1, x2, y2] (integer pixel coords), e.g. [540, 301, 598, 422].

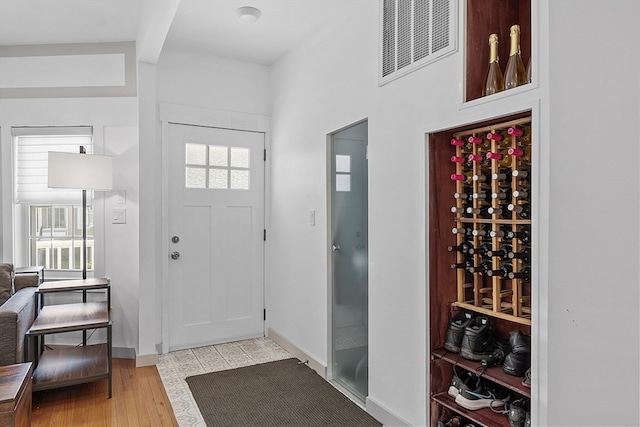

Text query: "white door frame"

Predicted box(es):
[159, 103, 271, 354]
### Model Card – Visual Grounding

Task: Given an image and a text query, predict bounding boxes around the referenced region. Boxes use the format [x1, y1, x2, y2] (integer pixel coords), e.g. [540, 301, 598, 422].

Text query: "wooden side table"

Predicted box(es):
[0, 363, 32, 427]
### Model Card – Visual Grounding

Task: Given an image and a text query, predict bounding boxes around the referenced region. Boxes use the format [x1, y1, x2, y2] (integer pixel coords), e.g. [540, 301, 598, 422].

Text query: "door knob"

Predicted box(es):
[332, 244, 341, 252]
[170, 251, 180, 260]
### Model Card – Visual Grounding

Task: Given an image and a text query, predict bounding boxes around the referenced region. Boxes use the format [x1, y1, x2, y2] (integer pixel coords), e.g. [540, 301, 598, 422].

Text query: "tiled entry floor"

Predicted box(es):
[157, 337, 293, 427]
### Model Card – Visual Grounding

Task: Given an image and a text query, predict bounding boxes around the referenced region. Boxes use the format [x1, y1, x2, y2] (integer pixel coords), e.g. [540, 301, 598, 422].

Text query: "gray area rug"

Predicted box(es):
[185, 358, 382, 427]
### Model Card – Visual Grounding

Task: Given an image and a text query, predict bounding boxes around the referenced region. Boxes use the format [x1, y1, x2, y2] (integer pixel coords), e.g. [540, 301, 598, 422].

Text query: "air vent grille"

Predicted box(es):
[380, 0, 456, 85]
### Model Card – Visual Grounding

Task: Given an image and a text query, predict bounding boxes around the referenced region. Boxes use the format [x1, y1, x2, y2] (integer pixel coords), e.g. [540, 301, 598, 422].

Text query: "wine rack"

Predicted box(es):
[450, 116, 532, 326]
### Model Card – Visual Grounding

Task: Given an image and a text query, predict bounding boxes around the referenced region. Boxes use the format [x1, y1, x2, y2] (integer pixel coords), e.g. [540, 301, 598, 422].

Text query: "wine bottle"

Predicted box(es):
[468, 241, 492, 256]
[452, 226, 473, 236]
[486, 263, 514, 277]
[486, 131, 503, 142]
[450, 138, 465, 147]
[451, 172, 474, 183]
[472, 191, 489, 201]
[468, 135, 490, 151]
[487, 206, 505, 216]
[512, 169, 529, 179]
[451, 155, 466, 164]
[504, 25, 528, 90]
[507, 127, 523, 137]
[451, 260, 474, 271]
[489, 225, 510, 238]
[451, 206, 466, 214]
[487, 244, 513, 258]
[473, 173, 490, 183]
[469, 260, 493, 275]
[505, 229, 530, 243]
[507, 248, 530, 262]
[449, 241, 474, 255]
[492, 172, 508, 181]
[507, 203, 530, 219]
[466, 207, 491, 218]
[454, 191, 473, 203]
[472, 226, 491, 237]
[526, 56, 532, 83]
[512, 189, 529, 199]
[508, 267, 530, 281]
[491, 190, 509, 200]
[483, 34, 505, 96]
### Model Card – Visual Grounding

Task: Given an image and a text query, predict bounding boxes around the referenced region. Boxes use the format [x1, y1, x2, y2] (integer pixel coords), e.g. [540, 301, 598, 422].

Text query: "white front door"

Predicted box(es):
[168, 123, 265, 350]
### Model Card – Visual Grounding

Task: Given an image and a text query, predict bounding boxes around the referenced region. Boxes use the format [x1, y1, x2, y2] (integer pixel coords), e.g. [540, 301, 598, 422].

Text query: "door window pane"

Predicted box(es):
[209, 169, 228, 189]
[209, 145, 228, 167]
[230, 170, 249, 190]
[186, 143, 207, 165]
[230, 147, 250, 168]
[186, 167, 206, 188]
[336, 155, 351, 173]
[336, 174, 351, 192]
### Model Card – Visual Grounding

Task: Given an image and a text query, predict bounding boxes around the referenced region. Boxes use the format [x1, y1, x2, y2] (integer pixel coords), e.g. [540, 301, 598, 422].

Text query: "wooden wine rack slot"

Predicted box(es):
[451, 116, 532, 326]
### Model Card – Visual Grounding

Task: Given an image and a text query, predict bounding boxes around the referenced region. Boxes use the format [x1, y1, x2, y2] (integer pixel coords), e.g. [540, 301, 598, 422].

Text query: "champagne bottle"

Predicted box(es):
[526, 56, 532, 83]
[504, 25, 528, 90]
[483, 34, 505, 96]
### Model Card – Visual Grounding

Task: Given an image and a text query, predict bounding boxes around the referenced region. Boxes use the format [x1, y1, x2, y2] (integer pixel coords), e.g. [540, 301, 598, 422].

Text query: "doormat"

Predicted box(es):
[185, 358, 381, 427]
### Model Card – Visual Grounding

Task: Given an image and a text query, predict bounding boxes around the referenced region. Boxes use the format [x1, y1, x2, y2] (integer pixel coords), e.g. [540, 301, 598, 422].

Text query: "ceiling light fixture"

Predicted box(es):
[236, 6, 262, 23]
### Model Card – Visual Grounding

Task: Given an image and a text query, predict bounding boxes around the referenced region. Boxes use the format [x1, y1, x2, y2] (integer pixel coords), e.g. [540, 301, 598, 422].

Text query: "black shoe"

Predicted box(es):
[444, 311, 474, 353]
[454, 376, 510, 411]
[460, 316, 495, 361]
[509, 330, 531, 355]
[508, 400, 529, 427]
[481, 339, 511, 367]
[503, 352, 530, 376]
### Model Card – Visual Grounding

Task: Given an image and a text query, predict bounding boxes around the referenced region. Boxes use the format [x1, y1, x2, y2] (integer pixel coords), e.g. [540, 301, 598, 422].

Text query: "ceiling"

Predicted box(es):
[0, 0, 365, 65]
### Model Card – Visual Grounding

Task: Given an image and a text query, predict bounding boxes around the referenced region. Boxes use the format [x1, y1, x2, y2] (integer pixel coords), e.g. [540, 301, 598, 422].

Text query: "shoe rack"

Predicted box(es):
[428, 112, 533, 427]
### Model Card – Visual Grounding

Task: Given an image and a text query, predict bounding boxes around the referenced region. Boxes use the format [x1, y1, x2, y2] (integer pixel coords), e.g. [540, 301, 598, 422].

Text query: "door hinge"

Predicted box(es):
[264, 229, 266, 241]
[264, 149, 267, 161]
[263, 309, 266, 320]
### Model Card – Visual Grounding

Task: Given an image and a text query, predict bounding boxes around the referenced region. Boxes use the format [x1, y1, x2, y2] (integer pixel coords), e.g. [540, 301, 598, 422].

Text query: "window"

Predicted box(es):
[185, 143, 250, 190]
[335, 154, 351, 192]
[13, 127, 95, 274]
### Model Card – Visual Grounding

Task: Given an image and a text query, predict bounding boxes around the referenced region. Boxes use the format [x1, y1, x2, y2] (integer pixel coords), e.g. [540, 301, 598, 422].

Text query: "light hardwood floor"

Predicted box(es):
[31, 358, 178, 427]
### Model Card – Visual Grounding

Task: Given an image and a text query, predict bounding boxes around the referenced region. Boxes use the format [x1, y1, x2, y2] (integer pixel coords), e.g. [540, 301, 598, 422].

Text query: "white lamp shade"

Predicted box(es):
[48, 151, 113, 191]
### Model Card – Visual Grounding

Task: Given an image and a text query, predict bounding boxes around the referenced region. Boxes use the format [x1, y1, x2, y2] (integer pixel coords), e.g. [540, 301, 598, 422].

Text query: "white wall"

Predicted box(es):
[157, 48, 269, 115]
[0, 97, 139, 354]
[268, 1, 639, 426]
[545, 1, 640, 425]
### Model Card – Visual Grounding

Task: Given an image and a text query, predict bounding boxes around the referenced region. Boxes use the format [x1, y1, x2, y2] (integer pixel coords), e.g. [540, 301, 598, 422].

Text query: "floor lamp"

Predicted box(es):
[48, 147, 113, 279]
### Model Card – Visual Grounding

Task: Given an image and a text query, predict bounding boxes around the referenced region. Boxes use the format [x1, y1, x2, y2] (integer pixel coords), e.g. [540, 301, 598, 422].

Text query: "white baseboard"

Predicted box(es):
[266, 327, 326, 378]
[366, 396, 411, 427]
[136, 353, 159, 367]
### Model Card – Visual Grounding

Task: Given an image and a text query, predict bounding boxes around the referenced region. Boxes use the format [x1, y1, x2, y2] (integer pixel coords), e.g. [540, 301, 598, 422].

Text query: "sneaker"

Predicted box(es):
[503, 352, 530, 376]
[509, 330, 531, 354]
[454, 376, 510, 411]
[460, 316, 495, 361]
[508, 400, 529, 427]
[447, 369, 477, 399]
[444, 311, 474, 353]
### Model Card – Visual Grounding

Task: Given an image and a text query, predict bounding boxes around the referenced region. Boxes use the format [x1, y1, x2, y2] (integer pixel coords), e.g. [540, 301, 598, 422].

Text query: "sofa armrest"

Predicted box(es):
[14, 273, 40, 292]
[0, 286, 37, 365]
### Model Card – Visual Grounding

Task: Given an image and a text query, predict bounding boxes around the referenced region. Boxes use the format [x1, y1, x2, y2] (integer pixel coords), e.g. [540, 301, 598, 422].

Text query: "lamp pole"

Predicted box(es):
[80, 146, 87, 280]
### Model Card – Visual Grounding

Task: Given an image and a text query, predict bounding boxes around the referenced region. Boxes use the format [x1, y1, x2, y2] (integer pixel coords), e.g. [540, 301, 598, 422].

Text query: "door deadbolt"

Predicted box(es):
[170, 251, 180, 260]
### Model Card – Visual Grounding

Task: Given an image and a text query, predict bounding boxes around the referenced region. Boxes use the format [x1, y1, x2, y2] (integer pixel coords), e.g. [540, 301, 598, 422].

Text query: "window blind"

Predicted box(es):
[13, 126, 93, 204]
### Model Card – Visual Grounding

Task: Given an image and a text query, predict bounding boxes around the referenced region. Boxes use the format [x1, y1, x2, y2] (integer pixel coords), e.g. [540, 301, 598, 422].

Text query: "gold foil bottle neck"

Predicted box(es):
[509, 25, 521, 56]
[488, 34, 499, 63]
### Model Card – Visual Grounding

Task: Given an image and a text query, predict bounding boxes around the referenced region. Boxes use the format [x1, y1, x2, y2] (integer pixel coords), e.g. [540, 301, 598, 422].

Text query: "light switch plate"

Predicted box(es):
[112, 208, 126, 224]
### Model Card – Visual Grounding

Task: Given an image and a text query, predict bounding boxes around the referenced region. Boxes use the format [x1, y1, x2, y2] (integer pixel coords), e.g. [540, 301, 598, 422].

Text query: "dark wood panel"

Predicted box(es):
[37, 278, 109, 293]
[32, 344, 109, 391]
[28, 302, 110, 335]
[466, 0, 531, 102]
